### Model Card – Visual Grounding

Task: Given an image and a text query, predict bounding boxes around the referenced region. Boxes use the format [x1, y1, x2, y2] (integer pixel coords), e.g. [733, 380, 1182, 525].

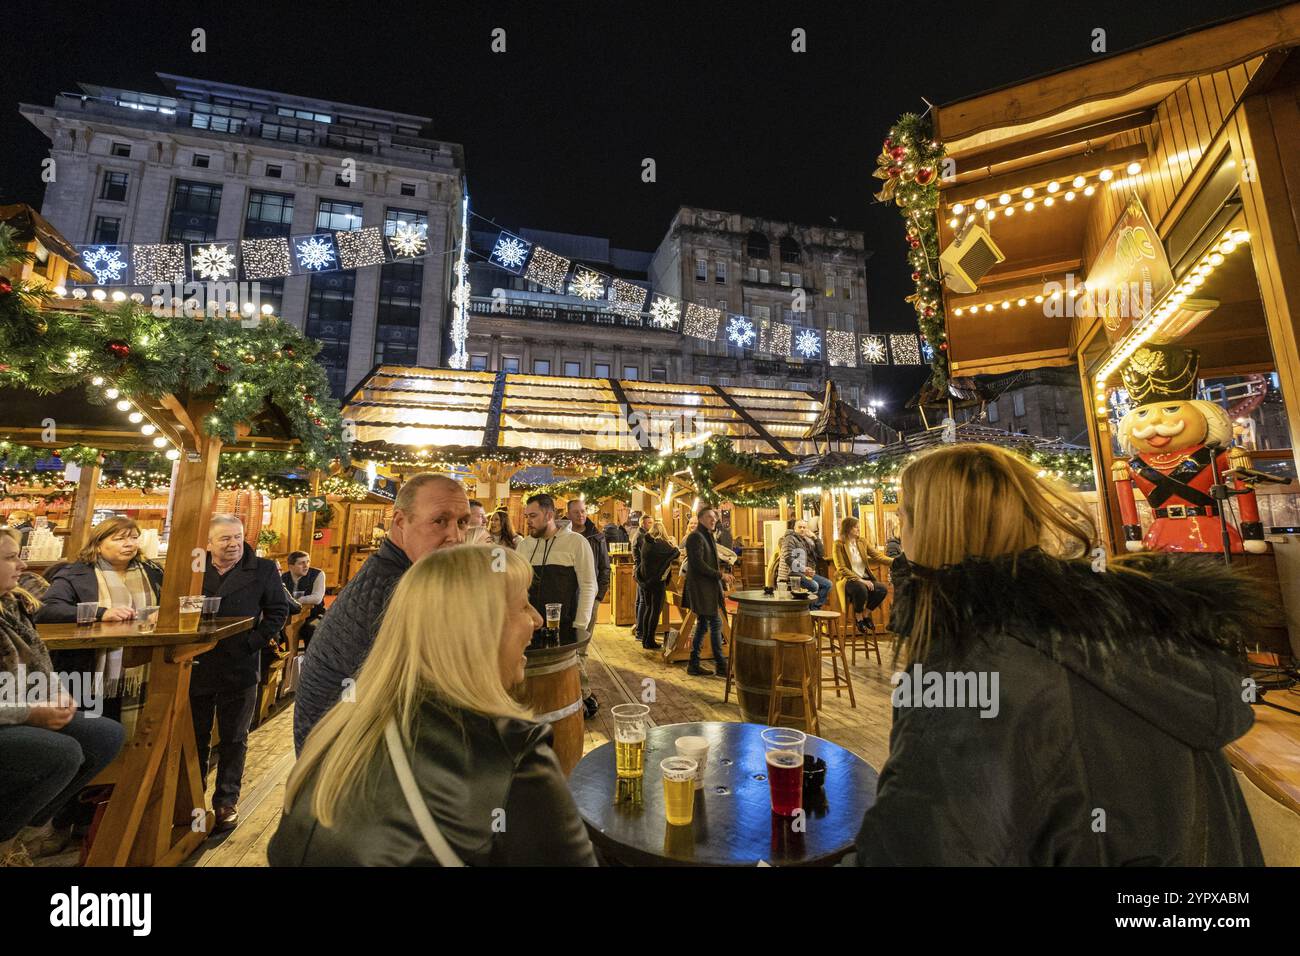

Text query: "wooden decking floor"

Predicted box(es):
[186, 620, 897, 867]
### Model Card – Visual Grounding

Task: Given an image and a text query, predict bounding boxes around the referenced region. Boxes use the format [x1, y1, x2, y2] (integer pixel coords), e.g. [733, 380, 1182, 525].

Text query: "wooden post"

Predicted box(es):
[66, 456, 103, 560]
[156, 416, 222, 631]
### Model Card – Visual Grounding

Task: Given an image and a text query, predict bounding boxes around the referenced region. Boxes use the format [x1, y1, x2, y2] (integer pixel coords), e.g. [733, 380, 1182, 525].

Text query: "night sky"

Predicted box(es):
[0, 0, 1280, 409]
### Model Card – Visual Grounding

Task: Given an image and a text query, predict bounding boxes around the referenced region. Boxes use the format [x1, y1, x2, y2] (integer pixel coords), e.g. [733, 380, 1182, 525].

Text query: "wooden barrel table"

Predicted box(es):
[728, 590, 816, 731]
[515, 637, 589, 775]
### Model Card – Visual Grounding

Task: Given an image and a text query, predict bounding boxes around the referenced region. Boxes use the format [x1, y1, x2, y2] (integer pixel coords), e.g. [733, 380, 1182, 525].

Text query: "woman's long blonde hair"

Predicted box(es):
[897, 444, 1096, 665]
[286, 544, 535, 826]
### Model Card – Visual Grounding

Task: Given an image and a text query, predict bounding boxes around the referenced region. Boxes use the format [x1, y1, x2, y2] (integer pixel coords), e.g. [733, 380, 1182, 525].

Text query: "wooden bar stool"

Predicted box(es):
[811, 608, 856, 708]
[834, 578, 883, 666]
[767, 632, 819, 735]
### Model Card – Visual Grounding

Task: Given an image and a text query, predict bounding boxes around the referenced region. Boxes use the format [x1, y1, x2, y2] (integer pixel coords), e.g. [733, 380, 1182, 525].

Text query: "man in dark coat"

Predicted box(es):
[191, 515, 289, 832]
[854, 549, 1264, 866]
[567, 499, 609, 718]
[682, 506, 733, 677]
[293, 474, 470, 753]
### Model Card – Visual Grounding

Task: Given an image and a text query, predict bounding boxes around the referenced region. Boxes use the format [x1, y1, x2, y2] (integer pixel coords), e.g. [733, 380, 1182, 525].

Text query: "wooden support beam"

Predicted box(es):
[156, 404, 221, 631]
[66, 457, 102, 560]
[941, 144, 1149, 206]
[948, 111, 1156, 179]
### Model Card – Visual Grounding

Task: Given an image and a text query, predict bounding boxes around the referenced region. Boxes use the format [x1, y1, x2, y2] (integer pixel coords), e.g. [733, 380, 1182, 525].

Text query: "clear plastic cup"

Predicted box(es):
[661, 757, 698, 825]
[612, 703, 650, 779]
[761, 727, 806, 816]
[201, 595, 222, 624]
[75, 602, 98, 627]
[136, 606, 160, 633]
[179, 595, 203, 633]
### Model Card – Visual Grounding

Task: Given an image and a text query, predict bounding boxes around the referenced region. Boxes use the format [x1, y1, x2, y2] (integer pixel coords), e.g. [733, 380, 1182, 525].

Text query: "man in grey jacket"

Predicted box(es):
[293, 474, 470, 753]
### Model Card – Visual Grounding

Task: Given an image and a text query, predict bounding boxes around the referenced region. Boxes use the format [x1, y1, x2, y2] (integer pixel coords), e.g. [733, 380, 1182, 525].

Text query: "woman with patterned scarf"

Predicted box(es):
[36, 517, 163, 720]
[0, 529, 125, 866]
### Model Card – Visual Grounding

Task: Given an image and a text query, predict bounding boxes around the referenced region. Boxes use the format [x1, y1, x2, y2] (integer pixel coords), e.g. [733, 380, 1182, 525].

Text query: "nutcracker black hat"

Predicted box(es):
[1120, 345, 1199, 404]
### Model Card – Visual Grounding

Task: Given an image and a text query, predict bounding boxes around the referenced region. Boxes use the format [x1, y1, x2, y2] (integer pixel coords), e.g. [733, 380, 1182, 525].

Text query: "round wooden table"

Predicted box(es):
[569, 720, 877, 866]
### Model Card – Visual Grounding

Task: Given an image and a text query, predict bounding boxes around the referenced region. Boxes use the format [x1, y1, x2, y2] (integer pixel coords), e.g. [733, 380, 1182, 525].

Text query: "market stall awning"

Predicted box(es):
[342, 365, 831, 459]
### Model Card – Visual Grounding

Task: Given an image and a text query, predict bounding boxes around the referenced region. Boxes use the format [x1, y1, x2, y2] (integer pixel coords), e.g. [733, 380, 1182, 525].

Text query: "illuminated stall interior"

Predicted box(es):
[932, 4, 1300, 862]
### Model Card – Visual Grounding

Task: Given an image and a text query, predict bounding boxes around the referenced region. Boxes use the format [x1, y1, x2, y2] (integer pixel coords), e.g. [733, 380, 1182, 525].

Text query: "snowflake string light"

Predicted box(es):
[80, 245, 127, 284]
[570, 268, 607, 301]
[610, 278, 648, 317]
[683, 303, 723, 341]
[388, 223, 427, 258]
[524, 247, 571, 292]
[726, 315, 757, 348]
[861, 334, 887, 364]
[451, 282, 472, 307]
[889, 333, 923, 365]
[827, 329, 856, 367]
[794, 327, 822, 359]
[769, 323, 792, 357]
[191, 243, 236, 281]
[295, 234, 338, 272]
[240, 238, 293, 280]
[131, 243, 187, 284]
[648, 296, 680, 329]
[335, 227, 387, 269]
[490, 232, 531, 272]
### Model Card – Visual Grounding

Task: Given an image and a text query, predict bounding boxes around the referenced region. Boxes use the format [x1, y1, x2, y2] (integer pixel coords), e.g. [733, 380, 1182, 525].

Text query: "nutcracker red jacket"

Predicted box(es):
[855, 549, 1264, 866]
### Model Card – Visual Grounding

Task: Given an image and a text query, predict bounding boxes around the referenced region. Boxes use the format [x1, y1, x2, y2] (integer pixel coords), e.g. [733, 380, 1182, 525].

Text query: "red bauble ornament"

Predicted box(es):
[890, 146, 907, 161]
[940, 342, 949, 351]
[911, 271, 921, 282]
[908, 238, 921, 249]
[914, 167, 936, 186]
[51, 450, 61, 458]
[215, 362, 231, 373]
[887, 165, 903, 178]
[106, 340, 131, 360]
[312, 417, 324, 427]
[883, 137, 893, 150]
[923, 307, 935, 318]
[0, 279, 12, 295]
[304, 394, 315, 404]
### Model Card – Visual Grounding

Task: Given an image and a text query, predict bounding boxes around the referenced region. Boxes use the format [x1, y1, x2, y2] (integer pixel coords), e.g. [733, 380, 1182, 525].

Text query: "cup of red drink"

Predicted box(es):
[761, 727, 806, 816]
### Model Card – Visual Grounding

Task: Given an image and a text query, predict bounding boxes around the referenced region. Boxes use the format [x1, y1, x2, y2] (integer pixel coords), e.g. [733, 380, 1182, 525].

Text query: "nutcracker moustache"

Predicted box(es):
[1112, 346, 1266, 554]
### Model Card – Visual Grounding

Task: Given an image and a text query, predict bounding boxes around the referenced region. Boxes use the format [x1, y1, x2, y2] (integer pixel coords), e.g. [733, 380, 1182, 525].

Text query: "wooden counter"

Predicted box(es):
[1225, 702, 1300, 865]
[40, 616, 254, 866]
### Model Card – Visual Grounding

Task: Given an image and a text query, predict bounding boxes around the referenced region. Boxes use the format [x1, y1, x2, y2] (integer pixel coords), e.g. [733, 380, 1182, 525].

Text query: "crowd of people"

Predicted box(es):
[0, 441, 1268, 866]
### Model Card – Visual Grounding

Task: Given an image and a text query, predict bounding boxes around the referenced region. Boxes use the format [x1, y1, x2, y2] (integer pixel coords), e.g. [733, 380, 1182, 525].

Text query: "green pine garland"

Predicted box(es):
[874, 113, 949, 388]
[0, 225, 348, 464]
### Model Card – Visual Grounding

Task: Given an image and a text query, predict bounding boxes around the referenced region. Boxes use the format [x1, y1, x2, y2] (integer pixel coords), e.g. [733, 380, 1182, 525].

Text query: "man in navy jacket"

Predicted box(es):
[191, 515, 289, 833]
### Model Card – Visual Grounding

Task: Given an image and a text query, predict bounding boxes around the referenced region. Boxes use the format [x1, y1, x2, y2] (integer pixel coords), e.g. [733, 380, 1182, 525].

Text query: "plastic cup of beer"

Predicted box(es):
[761, 727, 807, 817]
[611, 703, 650, 779]
[75, 602, 98, 627]
[179, 596, 203, 633]
[201, 595, 222, 625]
[674, 735, 710, 790]
[660, 757, 698, 826]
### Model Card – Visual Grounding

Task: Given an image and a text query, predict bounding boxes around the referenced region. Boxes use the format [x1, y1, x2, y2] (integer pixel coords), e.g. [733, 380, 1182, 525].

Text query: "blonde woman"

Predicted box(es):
[269, 545, 597, 866]
[853, 444, 1262, 866]
[833, 516, 891, 634]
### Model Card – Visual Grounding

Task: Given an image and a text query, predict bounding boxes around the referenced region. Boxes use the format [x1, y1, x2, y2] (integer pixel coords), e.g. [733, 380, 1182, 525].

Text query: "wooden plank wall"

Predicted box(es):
[1081, 58, 1264, 272]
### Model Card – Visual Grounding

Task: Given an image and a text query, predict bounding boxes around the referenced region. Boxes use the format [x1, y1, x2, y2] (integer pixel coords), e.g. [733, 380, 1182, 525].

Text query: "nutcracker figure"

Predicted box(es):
[1112, 345, 1266, 554]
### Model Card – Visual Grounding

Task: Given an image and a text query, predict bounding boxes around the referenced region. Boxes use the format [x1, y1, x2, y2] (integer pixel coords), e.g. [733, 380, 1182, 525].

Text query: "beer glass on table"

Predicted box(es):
[136, 606, 159, 634]
[611, 703, 649, 779]
[75, 602, 98, 628]
[544, 602, 562, 646]
[761, 727, 806, 816]
[660, 757, 698, 826]
[201, 595, 221, 626]
[179, 595, 203, 633]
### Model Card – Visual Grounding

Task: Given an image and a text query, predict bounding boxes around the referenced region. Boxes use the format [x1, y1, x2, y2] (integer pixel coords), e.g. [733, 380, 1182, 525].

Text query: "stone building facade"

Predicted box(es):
[21, 73, 465, 397]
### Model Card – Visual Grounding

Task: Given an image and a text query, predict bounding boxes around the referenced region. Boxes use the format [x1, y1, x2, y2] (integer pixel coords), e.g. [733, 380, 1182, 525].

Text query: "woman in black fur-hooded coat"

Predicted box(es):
[854, 443, 1263, 867]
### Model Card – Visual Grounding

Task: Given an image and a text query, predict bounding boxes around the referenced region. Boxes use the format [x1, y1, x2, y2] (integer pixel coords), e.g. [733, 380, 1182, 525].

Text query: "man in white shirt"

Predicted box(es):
[520, 493, 598, 716]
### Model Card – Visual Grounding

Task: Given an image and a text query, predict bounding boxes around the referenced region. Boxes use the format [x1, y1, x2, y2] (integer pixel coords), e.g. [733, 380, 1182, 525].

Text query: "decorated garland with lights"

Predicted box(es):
[873, 113, 949, 388]
[0, 226, 348, 464]
[320, 474, 371, 500]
